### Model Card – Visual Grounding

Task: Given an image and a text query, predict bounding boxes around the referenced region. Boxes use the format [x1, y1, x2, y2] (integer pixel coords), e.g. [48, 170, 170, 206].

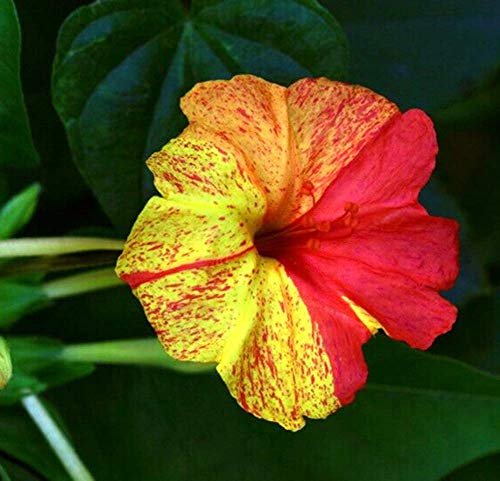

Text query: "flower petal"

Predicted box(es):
[147, 123, 265, 224]
[333, 257, 458, 349]
[286, 78, 399, 220]
[181, 76, 399, 231]
[181, 75, 295, 230]
[131, 252, 257, 362]
[130, 249, 339, 430]
[116, 196, 256, 287]
[302, 206, 459, 291]
[217, 254, 339, 431]
[276, 256, 372, 405]
[116, 125, 266, 283]
[307, 109, 438, 223]
[282, 250, 457, 351]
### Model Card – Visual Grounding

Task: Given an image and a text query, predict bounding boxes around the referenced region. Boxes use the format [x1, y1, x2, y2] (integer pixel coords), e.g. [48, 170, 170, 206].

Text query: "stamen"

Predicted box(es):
[316, 221, 331, 232]
[300, 181, 316, 205]
[344, 201, 359, 214]
[342, 201, 360, 228]
[256, 201, 360, 256]
[306, 238, 322, 250]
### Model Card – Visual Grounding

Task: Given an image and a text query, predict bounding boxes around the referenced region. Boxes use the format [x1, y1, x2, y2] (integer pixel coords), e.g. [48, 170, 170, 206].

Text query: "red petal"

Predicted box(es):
[286, 78, 399, 224]
[277, 256, 372, 405]
[307, 109, 438, 224]
[282, 250, 457, 351]
[334, 257, 458, 349]
[309, 206, 459, 291]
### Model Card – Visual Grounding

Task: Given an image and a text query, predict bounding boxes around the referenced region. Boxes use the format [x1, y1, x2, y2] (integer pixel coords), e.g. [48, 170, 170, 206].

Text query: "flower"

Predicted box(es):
[116, 75, 459, 431]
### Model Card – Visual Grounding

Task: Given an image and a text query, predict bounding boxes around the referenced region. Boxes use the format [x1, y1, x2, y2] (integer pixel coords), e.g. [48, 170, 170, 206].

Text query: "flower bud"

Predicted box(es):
[0, 337, 12, 389]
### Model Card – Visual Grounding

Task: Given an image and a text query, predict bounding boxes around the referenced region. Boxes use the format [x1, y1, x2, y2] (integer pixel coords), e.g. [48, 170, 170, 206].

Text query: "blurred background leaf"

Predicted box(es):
[33, 337, 499, 481]
[52, 0, 349, 233]
[442, 454, 500, 481]
[0, 337, 94, 406]
[321, 0, 500, 111]
[0, 281, 48, 328]
[0, 0, 38, 204]
[0, 405, 69, 481]
[433, 290, 500, 375]
[0, 183, 41, 240]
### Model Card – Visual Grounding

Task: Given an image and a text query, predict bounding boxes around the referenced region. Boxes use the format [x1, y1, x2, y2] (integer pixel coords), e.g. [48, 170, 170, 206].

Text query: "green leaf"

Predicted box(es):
[0, 281, 49, 328]
[442, 453, 500, 481]
[0, 461, 13, 481]
[0, 0, 38, 171]
[41, 338, 500, 481]
[0, 183, 41, 240]
[0, 337, 11, 389]
[322, 0, 500, 111]
[434, 68, 500, 126]
[0, 338, 94, 406]
[52, 0, 348, 232]
[0, 457, 45, 481]
[0, 406, 69, 481]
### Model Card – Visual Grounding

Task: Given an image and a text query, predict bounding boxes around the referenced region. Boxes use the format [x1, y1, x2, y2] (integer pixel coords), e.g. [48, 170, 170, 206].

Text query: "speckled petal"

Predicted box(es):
[181, 75, 295, 230]
[130, 249, 339, 430]
[147, 123, 266, 224]
[276, 253, 372, 405]
[131, 252, 257, 362]
[303, 109, 439, 224]
[217, 253, 339, 431]
[116, 196, 256, 287]
[116, 125, 266, 282]
[286, 78, 399, 221]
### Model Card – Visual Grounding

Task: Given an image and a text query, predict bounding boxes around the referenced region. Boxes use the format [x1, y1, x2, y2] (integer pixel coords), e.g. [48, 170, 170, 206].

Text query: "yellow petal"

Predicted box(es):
[217, 253, 339, 431]
[116, 196, 255, 283]
[131, 252, 257, 362]
[116, 125, 266, 281]
[181, 75, 298, 231]
[130, 248, 338, 430]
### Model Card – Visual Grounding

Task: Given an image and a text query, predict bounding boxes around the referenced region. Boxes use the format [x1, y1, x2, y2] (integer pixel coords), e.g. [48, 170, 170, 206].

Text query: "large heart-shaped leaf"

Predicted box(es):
[32, 337, 499, 481]
[52, 0, 348, 232]
[0, 0, 38, 173]
[322, 0, 500, 110]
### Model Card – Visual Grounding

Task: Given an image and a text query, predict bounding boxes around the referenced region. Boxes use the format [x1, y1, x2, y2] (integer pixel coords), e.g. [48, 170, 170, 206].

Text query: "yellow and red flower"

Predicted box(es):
[116, 75, 459, 431]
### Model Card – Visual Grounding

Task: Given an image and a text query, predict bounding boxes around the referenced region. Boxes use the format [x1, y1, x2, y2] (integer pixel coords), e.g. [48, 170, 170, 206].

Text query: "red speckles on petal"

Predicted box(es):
[118, 75, 459, 431]
[181, 75, 297, 231]
[286, 78, 399, 222]
[217, 255, 339, 431]
[134, 253, 258, 362]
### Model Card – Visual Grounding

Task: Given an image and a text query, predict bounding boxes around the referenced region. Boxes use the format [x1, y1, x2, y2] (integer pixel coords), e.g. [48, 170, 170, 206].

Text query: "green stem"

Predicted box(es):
[0, 251, 120, 277]
[42, 267, 123, 299]
[21, 394, 95, 481]
[59, 339, 214, 374]
[0, 237, 124, 258]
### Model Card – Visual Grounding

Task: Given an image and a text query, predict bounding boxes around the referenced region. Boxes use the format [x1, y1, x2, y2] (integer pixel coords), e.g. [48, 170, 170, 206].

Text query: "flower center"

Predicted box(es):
[255, 202, 359, 258]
